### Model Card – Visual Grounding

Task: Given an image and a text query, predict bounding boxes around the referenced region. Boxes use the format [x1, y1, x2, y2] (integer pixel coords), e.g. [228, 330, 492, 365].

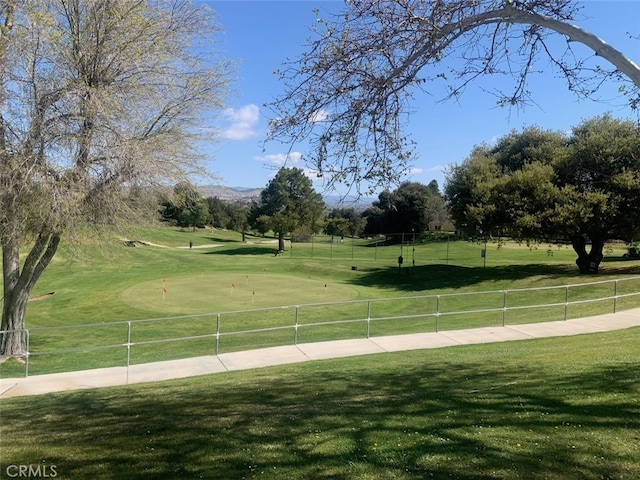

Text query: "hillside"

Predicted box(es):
[196, 185, 375, 209]
[196, 185, 262, 202]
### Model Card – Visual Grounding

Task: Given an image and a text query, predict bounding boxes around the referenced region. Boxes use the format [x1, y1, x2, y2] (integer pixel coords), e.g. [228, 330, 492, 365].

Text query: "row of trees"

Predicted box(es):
[160, 183, 249, 233]
[160, 169, 449, 249]
[205, 113, 640, 278]
[166, 112, 640, 280]
[446, 114, 640, 273]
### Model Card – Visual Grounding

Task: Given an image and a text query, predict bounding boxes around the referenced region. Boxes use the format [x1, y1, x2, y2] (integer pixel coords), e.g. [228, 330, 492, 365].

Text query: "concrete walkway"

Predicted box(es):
[2, 307, 640, 399]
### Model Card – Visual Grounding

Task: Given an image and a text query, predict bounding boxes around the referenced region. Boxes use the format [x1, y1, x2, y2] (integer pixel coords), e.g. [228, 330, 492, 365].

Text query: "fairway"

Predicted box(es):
[2, 225, 639, 378]
[120, 272, 359, 314]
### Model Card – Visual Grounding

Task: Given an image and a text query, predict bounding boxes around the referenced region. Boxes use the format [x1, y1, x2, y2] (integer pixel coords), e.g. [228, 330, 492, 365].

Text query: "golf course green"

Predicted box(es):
[120, 272, 359, 314]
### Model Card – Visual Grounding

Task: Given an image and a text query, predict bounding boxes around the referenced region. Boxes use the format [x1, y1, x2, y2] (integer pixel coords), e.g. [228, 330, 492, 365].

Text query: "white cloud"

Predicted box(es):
[309, 108, 329, 123]
[254, 151, 303, 166]
[221, 104, 260, 140]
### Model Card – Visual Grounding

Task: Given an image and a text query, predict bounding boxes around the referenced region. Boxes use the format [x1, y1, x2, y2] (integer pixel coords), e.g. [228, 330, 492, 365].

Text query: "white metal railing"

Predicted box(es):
[2, 276, 640, 377]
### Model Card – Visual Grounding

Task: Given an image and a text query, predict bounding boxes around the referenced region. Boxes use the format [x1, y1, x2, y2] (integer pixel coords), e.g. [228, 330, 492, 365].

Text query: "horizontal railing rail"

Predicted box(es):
[2, 276, 639, 377]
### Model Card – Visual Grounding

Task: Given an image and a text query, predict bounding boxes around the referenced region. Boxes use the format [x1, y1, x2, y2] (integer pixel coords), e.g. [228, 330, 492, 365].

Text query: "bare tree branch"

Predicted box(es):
[0, 0, 233, 356]
[267, 0, 640, 194]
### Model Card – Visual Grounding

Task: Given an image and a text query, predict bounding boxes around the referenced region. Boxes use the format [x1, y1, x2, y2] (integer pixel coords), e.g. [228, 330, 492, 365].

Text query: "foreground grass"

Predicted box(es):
[1, 327, 639, 479]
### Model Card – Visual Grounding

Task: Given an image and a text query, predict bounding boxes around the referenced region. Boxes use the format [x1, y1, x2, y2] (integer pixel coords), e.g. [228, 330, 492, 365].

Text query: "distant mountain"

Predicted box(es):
[196, 185, 262, 202]
[323, 194, 376, 210]
[196, 185, 375, 209]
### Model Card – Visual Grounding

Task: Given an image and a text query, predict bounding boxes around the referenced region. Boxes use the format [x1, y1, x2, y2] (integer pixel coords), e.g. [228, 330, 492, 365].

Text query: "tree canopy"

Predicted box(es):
[205, 197, 249, 234]
[363, 181, 447, 235]
[0, 0, 232, 356]
[161, 183, 211, 230]
[267, 0, 640, 193]
[324, 208, 367, 238]
[249, 168, 326, 251]
[445, 114, 640, 273]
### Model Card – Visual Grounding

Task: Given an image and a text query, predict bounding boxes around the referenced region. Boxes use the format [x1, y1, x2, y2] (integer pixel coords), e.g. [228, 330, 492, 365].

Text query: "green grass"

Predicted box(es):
[2, 226, 640, 377]
[120, 273, 359, 314]
[1, 226, 640, 478]
[1, 327, 639, 479]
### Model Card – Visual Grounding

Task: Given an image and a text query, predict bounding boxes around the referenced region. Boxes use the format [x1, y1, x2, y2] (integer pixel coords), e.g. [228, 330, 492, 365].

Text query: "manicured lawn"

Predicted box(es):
[1, 327, 638, 479]
[2, 226, 640, 376]
[1, 226, 639, 478]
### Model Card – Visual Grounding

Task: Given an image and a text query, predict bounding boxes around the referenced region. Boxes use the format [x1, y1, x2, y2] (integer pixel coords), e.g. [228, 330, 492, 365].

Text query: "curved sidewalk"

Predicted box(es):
[2, 307, 640, 399]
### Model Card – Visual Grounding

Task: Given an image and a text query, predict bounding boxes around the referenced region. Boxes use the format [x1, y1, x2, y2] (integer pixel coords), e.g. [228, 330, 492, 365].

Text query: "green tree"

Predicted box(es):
[226, 203, 250, 235]
[249, 168, 326, 251]
[324, 208, 366, 238]
[363, 181, 447, 235]
[160, 183, 211, 230]
[445, 116, 640, 273]
[0, 0, 232, 356]
[206, 197, 231, 228]
[324, 217, 351, 239]
[179, 202, 210, 231]
[205, 197, 249, 235]
[267, 0, 639, 192]
[174, 183, 210, 230]
[362, 205, 386, 236]
[251, 215, 272, 238]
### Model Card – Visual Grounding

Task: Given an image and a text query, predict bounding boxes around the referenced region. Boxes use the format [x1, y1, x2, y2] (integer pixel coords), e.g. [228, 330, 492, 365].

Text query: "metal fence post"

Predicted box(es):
[216, 313, 221, 355]
[614, 280, 619, 313]
[502, 291, 507, 326]
[25, 329, 30, 378]
[126, 321, 132, 369]
[564, 286, 569, 320]
[436, 295, 441, 332]
[366, 301, 371, 338]
[294, 306, 299, 345]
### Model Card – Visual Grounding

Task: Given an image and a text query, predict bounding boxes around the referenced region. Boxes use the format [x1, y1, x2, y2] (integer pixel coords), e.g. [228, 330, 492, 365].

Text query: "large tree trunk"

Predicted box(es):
[278, 232, 285, 252]
[0, 289, 29, 357]
[1, 237, 28, 357]
[571, 235, 604, 274]
[1, 230, 60, 357]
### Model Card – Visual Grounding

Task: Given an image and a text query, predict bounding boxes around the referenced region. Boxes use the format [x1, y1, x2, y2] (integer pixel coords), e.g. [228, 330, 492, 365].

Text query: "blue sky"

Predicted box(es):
[203, 0, 640, 195]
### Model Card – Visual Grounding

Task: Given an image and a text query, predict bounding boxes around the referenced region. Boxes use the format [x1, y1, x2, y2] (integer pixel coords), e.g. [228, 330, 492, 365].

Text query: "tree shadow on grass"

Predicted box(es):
[203, 245, 278, 256]
[203, 235, 239, 243]
[2, 334, 638, 480]
[599, 259, 640, 274]
[348, 263, 580, 292]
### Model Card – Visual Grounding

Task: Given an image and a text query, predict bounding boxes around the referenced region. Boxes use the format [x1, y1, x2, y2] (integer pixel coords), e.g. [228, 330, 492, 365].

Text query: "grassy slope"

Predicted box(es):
[1, 226, 639, 478]
[1, 226, 639, 376]
[19, 227, 640, 328]
[1, 327, 638, 479]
